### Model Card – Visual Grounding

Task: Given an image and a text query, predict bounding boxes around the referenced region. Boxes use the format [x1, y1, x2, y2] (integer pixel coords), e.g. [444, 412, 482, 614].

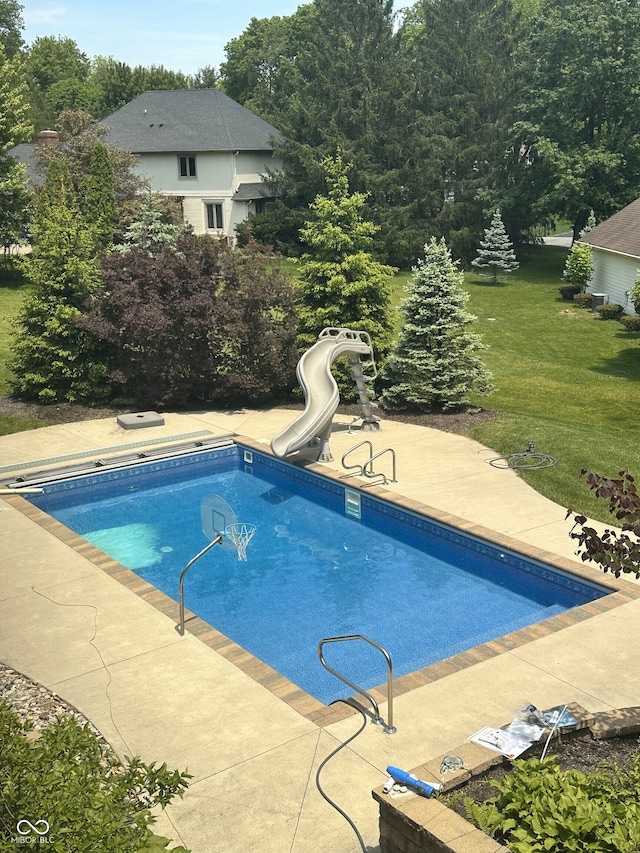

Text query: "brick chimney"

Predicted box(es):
[36, 130, 59, 147]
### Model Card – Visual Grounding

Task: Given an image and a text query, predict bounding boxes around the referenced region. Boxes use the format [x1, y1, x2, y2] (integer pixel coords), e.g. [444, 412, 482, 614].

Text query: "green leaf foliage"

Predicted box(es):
[381, 237, 493, 411]
[83, 234, 299, 409]
[0, 700, 191, 851]
[506, 0, 640, 238]
[465, 753, 640, 853]
[562, 242, 593, 289]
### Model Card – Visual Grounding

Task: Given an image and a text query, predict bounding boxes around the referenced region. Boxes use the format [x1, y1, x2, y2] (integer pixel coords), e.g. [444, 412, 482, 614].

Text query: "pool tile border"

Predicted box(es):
[4, 433, 639, 730]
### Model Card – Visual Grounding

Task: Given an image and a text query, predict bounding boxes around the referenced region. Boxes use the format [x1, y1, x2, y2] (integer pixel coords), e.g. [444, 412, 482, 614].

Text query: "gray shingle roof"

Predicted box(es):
[100, 89, 283, 154]
[578, 198, 640, 259]
[7, 143, 44, 187]
[233, 182, 274, 200]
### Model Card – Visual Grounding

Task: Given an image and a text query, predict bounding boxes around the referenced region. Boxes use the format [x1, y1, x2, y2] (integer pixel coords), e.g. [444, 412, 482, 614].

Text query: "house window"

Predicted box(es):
[206, 202, 223, 230]
[254, 199, 266, 215]
[178, 155, 197, 178]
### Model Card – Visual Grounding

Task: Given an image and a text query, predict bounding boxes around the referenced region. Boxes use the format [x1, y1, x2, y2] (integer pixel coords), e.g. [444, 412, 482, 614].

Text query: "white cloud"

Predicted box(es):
[24, 5, 67, 26]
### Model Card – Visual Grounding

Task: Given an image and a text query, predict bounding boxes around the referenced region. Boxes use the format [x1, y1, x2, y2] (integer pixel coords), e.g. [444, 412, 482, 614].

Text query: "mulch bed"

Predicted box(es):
[445, 732, 640, 816]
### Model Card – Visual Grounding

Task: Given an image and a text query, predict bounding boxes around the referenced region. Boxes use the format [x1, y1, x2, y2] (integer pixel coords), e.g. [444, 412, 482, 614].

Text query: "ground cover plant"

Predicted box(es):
[0, 699, 190, 851]
[454, 739, 640, 853]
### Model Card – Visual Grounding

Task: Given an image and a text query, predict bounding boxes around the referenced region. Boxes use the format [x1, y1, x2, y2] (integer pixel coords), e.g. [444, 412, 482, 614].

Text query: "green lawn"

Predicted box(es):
[463, 247, 640, 521]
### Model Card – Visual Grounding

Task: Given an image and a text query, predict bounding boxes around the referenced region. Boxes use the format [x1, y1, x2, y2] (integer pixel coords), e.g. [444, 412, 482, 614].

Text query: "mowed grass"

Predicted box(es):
[462, 246, 640, 521]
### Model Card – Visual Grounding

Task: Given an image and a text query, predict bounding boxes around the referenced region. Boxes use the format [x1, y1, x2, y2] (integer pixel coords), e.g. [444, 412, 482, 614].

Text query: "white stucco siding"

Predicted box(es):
[135, 151, 234, 192]
[129, 149, 280, 240]
[587, 249, 640, 314]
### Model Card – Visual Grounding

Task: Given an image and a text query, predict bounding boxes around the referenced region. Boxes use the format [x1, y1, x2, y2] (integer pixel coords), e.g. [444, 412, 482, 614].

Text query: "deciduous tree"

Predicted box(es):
[0, 43, 32, 252]
[507, 0, 640, 240]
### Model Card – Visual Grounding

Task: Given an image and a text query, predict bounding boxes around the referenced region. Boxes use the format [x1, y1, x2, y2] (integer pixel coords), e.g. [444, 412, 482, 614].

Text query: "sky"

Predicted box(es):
[22, 1, 412, 77]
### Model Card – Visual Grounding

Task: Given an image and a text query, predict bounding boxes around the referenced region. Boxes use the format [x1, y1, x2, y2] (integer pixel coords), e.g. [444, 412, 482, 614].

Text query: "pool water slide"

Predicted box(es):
[271, 327, 380, 462]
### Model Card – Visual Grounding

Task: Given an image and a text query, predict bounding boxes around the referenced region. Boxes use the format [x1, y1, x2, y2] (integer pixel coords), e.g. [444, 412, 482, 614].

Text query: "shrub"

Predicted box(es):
[465, 753, 640, 853]
[573, 292, 592, 308]
[628, 269, 640, 314]
[620, 314, 640, 332]
[559, 284, 581, 300]
[596, 302, 624, 320]
[83, 234, 298, 409]
[562, 241, 593, 289]
[0, 700, 191, 850]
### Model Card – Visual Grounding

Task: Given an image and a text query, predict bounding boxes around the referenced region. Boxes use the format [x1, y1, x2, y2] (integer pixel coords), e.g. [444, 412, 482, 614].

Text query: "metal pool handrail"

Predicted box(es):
[318, 634, 396, 734]
[340, 439, 374, 478]
[176, 534, 222, 636]
[363, 448, 397, 484]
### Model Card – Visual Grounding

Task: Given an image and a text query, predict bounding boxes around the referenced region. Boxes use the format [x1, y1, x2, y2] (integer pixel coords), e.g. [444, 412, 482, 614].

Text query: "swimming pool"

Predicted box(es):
[22, 444, 608, 704]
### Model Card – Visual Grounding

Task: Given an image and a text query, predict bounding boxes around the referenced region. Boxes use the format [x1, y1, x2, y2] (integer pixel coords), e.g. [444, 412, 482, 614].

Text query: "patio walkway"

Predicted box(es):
[1, 408, 638, 852]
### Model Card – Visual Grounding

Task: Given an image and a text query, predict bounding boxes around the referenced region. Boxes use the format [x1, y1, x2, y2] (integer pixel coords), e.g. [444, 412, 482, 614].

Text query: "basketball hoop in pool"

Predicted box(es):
[177, 496, 257, 635]
[200, 494, 256, 561]
[224, 523, 256, 561]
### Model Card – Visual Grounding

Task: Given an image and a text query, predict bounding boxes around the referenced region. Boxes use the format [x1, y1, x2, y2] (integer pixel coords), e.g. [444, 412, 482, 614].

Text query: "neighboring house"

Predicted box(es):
[8, 90, 283, 242]
[578, 198, 640, 314]
[100, 89, 283, 241]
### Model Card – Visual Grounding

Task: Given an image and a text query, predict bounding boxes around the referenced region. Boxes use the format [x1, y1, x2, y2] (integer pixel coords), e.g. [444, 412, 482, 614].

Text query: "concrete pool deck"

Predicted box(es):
[1, 407, 639, 852]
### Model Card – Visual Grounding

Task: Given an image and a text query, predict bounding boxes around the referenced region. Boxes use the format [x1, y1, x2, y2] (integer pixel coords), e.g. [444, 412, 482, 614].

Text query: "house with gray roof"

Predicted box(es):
[100, 88, 283, 240]
[578, 198, 640, 314]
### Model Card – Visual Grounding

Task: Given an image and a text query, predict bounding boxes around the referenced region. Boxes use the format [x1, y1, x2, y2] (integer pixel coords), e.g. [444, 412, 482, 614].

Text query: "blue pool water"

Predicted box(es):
[26, 446, 607, 704]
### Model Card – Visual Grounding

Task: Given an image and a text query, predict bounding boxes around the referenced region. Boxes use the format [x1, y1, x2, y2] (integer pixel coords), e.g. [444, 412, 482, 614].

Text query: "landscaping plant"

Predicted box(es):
[0, 700, 191, 851]
[295, 153, 394, 397]
[471, 210, 519, 285]
[9, 160, 112, 404]
[82, 232, 298, 409]
[562, 242, 593, 292]
[567, 470, 640, 578]
[463, 753, 640, 853]
[381, 237, 493, 411]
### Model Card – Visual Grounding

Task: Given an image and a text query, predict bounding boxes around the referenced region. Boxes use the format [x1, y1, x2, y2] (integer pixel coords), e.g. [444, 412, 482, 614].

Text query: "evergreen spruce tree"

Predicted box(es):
[80, 142, 116, 253]
[296, 154, 395, 395]
[115, 192, 183, 257]
[10, 161, 111, 403]
[472, 210, 519, 284]
[381, 237, 494, 412]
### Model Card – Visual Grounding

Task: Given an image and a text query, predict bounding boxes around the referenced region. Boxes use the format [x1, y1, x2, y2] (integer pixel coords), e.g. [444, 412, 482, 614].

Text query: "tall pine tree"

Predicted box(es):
[381, 237, 494, 411]
[10, 161, 110, 403]
[296, 154, 395, 395]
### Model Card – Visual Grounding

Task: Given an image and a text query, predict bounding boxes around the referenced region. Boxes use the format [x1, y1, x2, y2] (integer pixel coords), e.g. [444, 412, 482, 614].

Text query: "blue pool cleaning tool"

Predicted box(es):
[386, 766, 440, 797]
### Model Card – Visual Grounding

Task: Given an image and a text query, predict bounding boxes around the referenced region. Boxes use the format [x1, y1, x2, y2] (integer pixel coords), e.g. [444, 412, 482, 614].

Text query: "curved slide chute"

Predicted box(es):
[271, 327, 378, 462]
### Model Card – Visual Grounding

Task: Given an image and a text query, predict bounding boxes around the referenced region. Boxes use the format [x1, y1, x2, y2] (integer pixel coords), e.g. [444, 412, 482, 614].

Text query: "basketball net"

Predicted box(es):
[224, 523, 256, 561]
